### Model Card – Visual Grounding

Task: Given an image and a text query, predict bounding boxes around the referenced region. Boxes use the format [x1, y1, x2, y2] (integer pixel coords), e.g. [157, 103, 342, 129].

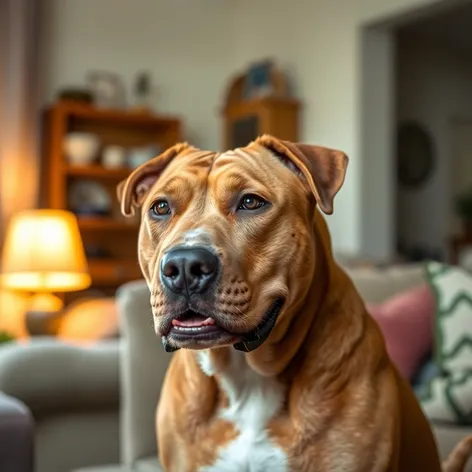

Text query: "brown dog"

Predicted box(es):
[118, 135, 472, 472]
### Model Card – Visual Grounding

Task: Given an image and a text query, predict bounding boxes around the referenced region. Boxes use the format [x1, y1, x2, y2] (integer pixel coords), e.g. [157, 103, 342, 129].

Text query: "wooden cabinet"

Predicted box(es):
[221, 70, 300, 150]
[41, 101, 182, 295]
[223, 98, 300, 150]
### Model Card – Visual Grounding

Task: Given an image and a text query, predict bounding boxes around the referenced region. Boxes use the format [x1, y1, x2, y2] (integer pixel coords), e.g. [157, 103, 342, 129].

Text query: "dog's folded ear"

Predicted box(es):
[255, 135, 348, 215]
[117, 142, 191, 217]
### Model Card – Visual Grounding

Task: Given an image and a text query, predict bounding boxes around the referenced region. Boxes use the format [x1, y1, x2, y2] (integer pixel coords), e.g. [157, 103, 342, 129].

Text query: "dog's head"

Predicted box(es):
[117, 135, 348, 352]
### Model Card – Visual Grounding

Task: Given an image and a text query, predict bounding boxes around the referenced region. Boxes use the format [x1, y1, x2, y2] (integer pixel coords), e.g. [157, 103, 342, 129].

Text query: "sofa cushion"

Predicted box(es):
[420, 371, 472, 425]
[425, 262, 472, 372]
[71, 466, 134, 472]
[345, 263, 425, 304]
[419, 262, 472, 425]
[71, 458, 163, 472]
[136, 457, 163, 471]
[0, 340, 120, 415]
[366, 283, 434, 380]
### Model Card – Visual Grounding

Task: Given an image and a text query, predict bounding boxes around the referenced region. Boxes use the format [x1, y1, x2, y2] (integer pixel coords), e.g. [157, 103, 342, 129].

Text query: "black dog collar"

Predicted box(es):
[233, 298, 285, 353]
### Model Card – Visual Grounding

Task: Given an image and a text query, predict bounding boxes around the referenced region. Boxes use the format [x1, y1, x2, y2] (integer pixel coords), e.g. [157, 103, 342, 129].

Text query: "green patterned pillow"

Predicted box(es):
[420, 371, 472, 424]
[419, 261, 472, 424]
[425, 261, 472, 372]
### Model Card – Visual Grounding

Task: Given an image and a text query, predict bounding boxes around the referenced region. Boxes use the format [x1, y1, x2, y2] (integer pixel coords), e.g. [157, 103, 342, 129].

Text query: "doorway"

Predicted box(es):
[360, 0, 472, 264]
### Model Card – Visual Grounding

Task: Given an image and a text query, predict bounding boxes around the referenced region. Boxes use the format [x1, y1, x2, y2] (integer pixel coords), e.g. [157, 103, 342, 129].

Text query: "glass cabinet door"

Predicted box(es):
[230, 115, 259, 148]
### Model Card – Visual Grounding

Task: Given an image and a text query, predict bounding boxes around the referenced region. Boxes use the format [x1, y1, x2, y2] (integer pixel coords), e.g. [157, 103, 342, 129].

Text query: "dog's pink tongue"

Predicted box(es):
[172, 316, 215, 328]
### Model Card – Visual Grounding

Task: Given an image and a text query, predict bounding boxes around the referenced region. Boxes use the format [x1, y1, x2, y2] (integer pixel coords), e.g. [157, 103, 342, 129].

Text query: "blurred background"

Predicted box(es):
[3, 0, 472, 343]
[2, 1, 472, 471]
[0, 0, 472, 342]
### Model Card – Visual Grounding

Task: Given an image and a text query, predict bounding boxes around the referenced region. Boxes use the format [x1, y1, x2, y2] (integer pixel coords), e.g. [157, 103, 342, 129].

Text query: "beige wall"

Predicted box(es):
[40, 0, 452, 257]
[40, 0, 231, 150]
[228, 0, 450, 257]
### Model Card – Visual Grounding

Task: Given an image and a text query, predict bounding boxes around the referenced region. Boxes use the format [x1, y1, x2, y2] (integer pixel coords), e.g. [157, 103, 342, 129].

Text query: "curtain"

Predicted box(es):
[0, 0, 42, 337]
[0, 0, 42, 247]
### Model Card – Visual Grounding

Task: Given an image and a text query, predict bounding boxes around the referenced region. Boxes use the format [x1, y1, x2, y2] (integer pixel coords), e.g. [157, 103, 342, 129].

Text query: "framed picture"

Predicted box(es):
[243, 59, 275, 99]
[86, 70, 126, 109]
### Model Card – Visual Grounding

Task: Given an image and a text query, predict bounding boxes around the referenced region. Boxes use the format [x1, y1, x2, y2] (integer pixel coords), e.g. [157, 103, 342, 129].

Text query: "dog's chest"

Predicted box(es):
[198, 351, 289, 472]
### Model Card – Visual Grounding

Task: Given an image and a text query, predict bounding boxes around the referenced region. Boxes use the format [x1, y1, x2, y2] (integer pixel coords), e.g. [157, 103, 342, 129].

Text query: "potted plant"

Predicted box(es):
[455, 187, 472, 236]
[0, 331, 15, 344]
[133, 71, 152, 112]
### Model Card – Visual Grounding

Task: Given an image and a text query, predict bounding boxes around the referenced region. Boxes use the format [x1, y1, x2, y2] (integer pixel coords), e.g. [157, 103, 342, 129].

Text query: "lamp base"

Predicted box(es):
[25, 294, 64, 337]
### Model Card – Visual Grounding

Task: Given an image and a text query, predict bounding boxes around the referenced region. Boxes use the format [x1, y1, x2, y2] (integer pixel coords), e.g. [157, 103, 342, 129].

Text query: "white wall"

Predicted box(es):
[40, 0, 231, 150]
[396, 37, 472, 256]
[360, 28, 396, 259]
[41, 0, 454, 256]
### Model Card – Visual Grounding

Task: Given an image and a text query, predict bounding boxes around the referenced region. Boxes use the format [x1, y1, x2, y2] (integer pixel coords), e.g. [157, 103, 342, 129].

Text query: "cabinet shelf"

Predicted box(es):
[57, 102, 181, 128]
[42, 101, 182, 296]
[65, 165, 132, 180]
[77, 217, 139, 231]
[88, 258, 142, 286]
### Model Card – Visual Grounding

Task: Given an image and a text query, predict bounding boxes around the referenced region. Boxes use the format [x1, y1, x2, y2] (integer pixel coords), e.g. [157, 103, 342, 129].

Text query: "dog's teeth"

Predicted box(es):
[174, 326, 204, 331]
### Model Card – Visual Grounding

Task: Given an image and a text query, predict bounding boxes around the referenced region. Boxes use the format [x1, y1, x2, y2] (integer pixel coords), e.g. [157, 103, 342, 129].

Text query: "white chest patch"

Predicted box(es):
[198, 350, 289, 472]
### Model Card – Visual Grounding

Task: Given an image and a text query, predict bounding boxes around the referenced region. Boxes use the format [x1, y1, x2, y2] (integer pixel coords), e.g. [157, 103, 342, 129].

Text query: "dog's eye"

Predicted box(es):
[151, 199, 171, 217]
[237, 194, 267, 211]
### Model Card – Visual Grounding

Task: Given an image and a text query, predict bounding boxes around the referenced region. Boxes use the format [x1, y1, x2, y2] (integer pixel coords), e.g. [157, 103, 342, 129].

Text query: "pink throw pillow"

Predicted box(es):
[366, 284, 435, 380]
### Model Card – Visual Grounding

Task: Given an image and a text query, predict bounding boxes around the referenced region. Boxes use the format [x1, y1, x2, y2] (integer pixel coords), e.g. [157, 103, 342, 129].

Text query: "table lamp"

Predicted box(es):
[1, 209, 91, 335]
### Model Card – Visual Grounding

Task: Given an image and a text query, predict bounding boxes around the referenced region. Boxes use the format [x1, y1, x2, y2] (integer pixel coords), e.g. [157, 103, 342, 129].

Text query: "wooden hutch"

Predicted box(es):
[221, 66, 301, 150]
[41, 101, 182, 297]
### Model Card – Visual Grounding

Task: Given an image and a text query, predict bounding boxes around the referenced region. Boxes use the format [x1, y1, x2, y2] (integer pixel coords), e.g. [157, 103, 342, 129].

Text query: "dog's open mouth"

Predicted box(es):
[170, 311, 223, 336]
[165, 309, 235, 347]
[162, 299, 285, 353]
[162, 309, 236, 352]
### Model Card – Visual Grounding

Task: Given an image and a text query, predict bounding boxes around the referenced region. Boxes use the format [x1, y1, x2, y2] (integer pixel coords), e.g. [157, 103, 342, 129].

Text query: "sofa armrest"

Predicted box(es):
[0, 339, 120, 416]
[116, 280, 172, 465]
[0, 392, 34, 472]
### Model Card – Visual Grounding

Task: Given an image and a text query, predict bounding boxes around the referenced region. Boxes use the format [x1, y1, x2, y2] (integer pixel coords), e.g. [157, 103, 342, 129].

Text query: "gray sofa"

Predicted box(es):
[0, 340, 120, 472]
[76, 263, 472, 472]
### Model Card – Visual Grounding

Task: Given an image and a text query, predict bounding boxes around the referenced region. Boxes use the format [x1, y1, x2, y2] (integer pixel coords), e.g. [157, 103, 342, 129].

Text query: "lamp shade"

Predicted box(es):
[1, 209, 91, 292]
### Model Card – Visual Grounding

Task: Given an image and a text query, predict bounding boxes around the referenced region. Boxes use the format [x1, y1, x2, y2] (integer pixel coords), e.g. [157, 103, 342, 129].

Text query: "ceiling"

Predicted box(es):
[397, 0, 472, 51]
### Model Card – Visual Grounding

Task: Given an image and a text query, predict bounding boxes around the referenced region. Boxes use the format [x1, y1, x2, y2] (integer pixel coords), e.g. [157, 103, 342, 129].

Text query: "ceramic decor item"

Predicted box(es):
[68, 180, 111, 216]
[128, 144, 161, 169]
[102, 145, 127, 169]
[64, 132, 100, 166]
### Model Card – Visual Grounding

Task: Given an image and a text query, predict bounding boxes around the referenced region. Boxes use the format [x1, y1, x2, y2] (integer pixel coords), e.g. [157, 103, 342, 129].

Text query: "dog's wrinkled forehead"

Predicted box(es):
[213, 144, 301, 179]
[248, 144, 305, 178]
[117, 135, 348, 218]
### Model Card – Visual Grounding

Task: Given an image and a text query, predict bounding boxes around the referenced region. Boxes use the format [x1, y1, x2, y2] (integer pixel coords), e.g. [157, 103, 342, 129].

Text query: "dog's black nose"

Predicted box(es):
[160, 247, 219, 296]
